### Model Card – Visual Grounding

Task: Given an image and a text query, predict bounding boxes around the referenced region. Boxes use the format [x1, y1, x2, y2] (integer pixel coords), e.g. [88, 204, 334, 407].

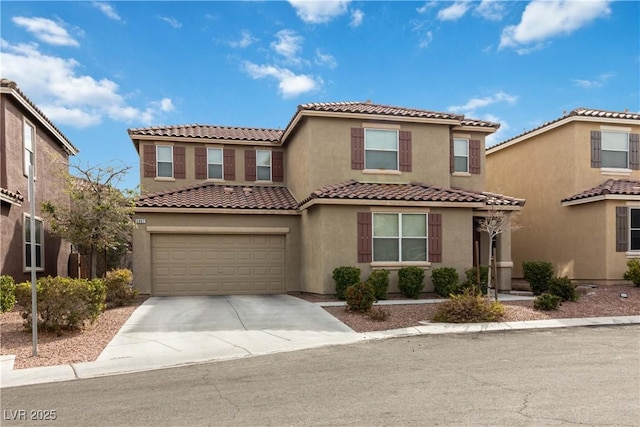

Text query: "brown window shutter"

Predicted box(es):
[143, 145, 156, 178]
[616, 206, 628, 252]
[429, 213, 442, 262]
[630, 134, 640, 170]
[399, 130, 412, 172]
[351, 128, 365, 170]
[245, 150, 256, 181]
[469, 140, 481, 174]
[195, 147, 207, 179]
[591, 131, 602, 168]
[272, 151, 284, 182]
[357, 212, 372, 263]
[224, 148, 236, 180]
[449, 138, 454, 173]
[173, 146, 185, 179]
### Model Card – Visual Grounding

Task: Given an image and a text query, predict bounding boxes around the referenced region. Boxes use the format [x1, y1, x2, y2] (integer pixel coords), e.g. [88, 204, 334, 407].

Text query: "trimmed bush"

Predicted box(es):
[105, 268, 138, 308]
[345, 282, 376, 312]
[623, 259, 640, 287]
[533, 293, 562, 311]
[548, 276, 579, 302]
[368, 307, 390, 321]
[460, 266, 489, 295]
[15, 276, 106, 333]
[432, 290, 505, 323]
[398, 266, 425, 299]
[366, 269, 390, 300]
[432, 267, 460, 297]
[0, 275, 16, 313]
[332, 266, 361, 300]
[522, 261, 554, 295]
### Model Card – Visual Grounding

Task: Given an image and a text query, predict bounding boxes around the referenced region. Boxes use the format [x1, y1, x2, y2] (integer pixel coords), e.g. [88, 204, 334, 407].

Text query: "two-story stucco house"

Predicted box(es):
[0, 79, 79, 281]
[130, 101, 524, 296]
[486, 108, 640, 284]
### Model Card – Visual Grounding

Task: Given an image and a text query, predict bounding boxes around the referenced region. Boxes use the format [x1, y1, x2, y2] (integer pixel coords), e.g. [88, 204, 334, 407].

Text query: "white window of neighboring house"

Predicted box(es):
[454, 138, 469, 173]
[365, 129, 398, 170]
[23, 120, 35, 177]
[630, 208, 640, 251]
[24, 214, 44, 271]
[207, 148, 223, 179]
[156, 146, 173, 178]
[602, 131, 629, 169]
[256, 150, 271, 181]
[373, 213, 427, 262]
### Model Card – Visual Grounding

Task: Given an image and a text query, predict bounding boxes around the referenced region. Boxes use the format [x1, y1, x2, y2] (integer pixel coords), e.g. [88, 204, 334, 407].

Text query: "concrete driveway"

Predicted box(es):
[97, 295, 360, 370]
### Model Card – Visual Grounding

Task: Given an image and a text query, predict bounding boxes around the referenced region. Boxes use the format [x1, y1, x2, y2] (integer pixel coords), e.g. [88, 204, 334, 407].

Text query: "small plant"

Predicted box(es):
[366, 269, 390, 300]
[623, 259, 640, 287]
[460, 266, 489, 295]
[533, 293, 562, 311]
[368, 307, 390, 321]
[548, 276, 579, 302]
[0, 275, 16, 313]
[105, 268, 138, 308]
[345, 282, 376, 312]
[398, 266, 425, 299]
[522, 261, 554, 295]
[332, 266, 361, 300]
[431, 289, 505, 323]
[431, 267, 460, 297]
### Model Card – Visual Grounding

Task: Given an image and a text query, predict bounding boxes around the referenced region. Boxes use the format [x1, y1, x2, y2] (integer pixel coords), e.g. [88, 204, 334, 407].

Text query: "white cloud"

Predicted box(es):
[242, 61, 321, 99]
[448, 91, 518, 115]
[417, 1, 438, 14]
[475, 0, 505, 21]
[314, 49, 337, 69]
[12, 17, 79, 47]
[418, 31, 434, 49]
[0, 40, 172, 127]
[229, 31, 257, 48]
[485, 116, 510, 147]
[572, 72, 614, 88]
[499, 0, 611, 51]
[271, 29, 304, 64]
[288, 0, 350, 24]
[159, 16, 182, 29]
[437, 2, 470, 21]
[92, 2, 121, 21]
[350, 9, 364, 27]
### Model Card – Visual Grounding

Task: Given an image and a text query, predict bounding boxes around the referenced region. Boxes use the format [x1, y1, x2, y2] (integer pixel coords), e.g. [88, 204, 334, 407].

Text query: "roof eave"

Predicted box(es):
[561, 194, 640, 206]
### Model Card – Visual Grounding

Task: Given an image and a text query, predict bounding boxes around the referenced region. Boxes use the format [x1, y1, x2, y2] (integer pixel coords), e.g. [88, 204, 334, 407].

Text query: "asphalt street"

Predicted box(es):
[2, 325, 639, 426]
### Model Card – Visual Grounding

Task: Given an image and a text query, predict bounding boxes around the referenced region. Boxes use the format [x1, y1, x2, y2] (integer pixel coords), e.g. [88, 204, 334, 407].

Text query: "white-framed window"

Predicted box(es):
[24, 214, 44, 271]
[256, 150, 271, 181]
[156, 145, 173, 178]
[207, 148, 223, 179]
[602, 131, 629, 169]
[373, 213, 427, 262]
[630, 208, 640, 251]
[365, 129, 398, 170]
[453, 138, 469, 173]
[23, 120, 35, 177]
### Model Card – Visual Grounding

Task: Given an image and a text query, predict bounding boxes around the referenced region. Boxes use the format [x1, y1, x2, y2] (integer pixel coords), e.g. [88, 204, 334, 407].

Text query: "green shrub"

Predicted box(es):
[432, 267, 460, 297]
[366, 269, 390, 300]
[623, 259, 640, 287]
[332, 266, 361, 300]
[398, 266, 425, 299]
[368, 307, 390, 321]
[460, 266, 489, 295]
[0, 275, 16, 313]
[105, 268, 138, 308]
[548, 276, 579, 302]
[522, 261, 554, 295]
[345, 282, 376, 312]
[15, 276, 106, 333]
[533, 293, 562, 311]
[431, 290, 505, 323]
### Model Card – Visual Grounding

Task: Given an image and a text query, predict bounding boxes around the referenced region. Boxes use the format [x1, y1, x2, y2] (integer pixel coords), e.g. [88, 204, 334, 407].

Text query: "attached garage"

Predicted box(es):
[151, 233, 286, 296]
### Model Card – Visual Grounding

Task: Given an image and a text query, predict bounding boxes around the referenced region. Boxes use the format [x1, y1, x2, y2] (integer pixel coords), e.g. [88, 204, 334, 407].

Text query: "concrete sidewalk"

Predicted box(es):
[2, 295, 639, 389]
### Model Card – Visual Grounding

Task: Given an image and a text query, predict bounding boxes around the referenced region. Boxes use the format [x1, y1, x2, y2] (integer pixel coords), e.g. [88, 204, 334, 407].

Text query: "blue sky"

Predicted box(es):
[2, 0, 638, 190]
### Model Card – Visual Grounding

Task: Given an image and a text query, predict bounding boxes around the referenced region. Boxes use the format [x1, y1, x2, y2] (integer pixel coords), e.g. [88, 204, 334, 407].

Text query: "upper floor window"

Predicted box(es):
[23, 120, 35, 177]
[601, 131, 629, 169]
[453, 138, 469, 173]
[373, 213, 427, 262]
[256, 150, 271, 181]
[365, 129, 398, 170]
[24, 214, 44, 271]
[156, 146, 173, 178]
[207, 148, 223, 179]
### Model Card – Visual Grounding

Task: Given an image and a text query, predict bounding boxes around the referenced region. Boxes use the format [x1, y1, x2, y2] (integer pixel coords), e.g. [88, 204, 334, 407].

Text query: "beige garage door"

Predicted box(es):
[151, 234, 286, 296]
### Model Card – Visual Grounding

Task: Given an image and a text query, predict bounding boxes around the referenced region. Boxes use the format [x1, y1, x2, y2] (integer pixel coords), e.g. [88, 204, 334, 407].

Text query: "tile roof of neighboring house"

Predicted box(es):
[0, 187, 24, 205]
[0, 79, 78, 155]
[128, 124, 283, 142]
[562, 179, 640, 203]
[136, 183, 298, 210]
[302, 179, 524, 207]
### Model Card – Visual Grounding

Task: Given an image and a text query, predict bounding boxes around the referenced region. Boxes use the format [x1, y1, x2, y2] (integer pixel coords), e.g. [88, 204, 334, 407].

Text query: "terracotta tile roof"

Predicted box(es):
[562, 179, 640, 203]
[0, 187, 24, 205]
[459, 118, 500, 129]
[128, 124, 282, 142]
[136, 183, 298, 210]
[297, 101, 463, 121]
[0, 79, 78, 154]
[302, 180, 524, 207]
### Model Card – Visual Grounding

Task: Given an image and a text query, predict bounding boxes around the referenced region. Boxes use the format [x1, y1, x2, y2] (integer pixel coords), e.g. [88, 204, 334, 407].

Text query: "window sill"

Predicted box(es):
[255, 180, 273, 184]
[154, 177, 176, 182]
[370, 261, 431, 270]
[452, 172, 471, 177]
[626, 251, 640, 259]
[601, 168, 631, 176]
[362, 169, 402, 175]
[206, 178, 225, 183]
[23, 268, 44, 273]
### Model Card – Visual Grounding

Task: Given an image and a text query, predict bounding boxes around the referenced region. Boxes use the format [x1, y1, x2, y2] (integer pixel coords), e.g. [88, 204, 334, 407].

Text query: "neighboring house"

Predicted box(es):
[0, 79, 79, 281]
[486, 108, 640, 284]
[129, 101, 524, 296]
